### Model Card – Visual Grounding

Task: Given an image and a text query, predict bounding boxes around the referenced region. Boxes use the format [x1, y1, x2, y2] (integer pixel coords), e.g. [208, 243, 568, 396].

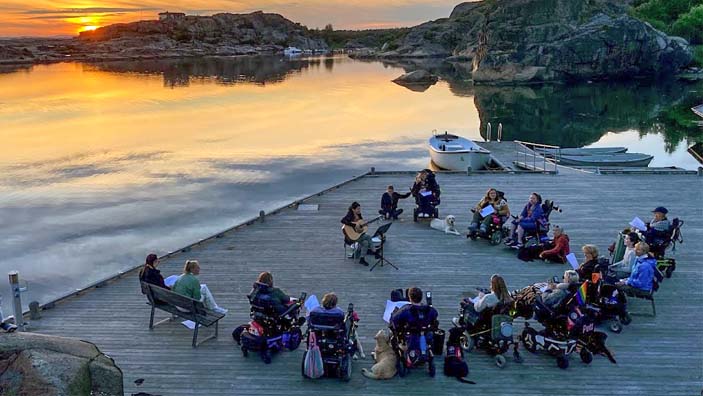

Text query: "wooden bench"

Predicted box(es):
[141, 282, 225, 347]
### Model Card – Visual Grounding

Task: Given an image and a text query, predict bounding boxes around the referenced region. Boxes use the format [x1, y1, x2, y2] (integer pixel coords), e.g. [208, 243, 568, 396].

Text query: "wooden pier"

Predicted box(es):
[26, 172, 702, 396]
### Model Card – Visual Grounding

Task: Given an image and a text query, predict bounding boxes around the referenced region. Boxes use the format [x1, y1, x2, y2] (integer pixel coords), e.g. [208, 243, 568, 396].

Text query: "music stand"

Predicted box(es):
[369, 222, 398, 272]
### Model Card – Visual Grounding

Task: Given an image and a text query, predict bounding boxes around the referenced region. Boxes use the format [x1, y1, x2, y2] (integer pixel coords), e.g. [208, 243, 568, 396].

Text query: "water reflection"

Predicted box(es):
[86, 55, 337, 88]
[0, 55, 700, 312]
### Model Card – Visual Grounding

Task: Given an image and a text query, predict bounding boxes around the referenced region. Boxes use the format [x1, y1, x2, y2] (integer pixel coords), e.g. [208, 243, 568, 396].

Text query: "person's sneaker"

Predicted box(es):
[451, 317, 461, 327]
[359, 257, 370, 266]
[1, 322, 17, 333]
[214, 306, 228, 315]
[396, 209, 404, 216]
[511, 243, 523, 249]
[503, 238, 514, 245]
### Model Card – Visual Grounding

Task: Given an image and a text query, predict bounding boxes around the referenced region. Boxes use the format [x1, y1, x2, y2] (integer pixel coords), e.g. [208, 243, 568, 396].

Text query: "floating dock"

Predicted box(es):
[20, 171, 703, 396]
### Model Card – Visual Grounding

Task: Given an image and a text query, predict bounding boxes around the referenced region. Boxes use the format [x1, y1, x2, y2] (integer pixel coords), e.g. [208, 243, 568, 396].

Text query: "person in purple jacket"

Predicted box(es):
[506, 192, 544, 248]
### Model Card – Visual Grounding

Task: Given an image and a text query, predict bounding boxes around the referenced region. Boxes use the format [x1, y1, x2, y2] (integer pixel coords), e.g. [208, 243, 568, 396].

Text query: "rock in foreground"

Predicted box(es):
[0, 332, 123, 396]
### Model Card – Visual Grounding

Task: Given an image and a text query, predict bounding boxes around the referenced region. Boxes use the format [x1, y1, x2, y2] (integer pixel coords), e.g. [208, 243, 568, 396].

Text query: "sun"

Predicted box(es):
[80, 25, 100, 33]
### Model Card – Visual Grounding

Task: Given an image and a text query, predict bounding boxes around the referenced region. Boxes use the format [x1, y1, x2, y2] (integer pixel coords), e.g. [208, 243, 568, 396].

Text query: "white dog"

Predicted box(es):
[430, 215, 461, 235]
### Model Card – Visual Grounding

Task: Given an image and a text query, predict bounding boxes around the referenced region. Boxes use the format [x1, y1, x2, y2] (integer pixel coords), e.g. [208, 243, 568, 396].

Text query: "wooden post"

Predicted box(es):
[8, 271, 25, 331]
[370, 167, 375, 175]
[467, 166, 472, 175]
[698, 167, 702, 177]
[259, 210, 265, 222]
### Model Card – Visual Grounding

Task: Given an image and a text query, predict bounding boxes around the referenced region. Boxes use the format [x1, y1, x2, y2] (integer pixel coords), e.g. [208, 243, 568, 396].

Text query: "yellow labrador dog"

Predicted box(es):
[430, 214, 461, 235]
[361, 329, 397, 380]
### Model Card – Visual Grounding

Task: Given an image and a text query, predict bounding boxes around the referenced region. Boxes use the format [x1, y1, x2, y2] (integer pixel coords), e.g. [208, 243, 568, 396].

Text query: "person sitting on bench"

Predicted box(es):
[616, 242, 656, 294]
[379, 185, 411, 220]
[139, 253, 168, 291]
[173, 260, 227, 314]
[539, 226, 571, 263]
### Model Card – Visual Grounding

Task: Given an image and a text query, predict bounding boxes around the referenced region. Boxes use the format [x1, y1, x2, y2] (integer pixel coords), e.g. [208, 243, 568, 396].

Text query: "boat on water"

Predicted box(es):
[428, 132, 491, 171]
[283, 47, 303, 56]
[535, 146, 628, 157]
[692, 104, 703, 119]
[557, 153, 653, 167]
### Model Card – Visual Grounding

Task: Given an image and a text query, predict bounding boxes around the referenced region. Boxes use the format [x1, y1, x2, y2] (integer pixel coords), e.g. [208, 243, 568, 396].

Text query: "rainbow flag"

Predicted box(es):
[575, 281, 588, 305]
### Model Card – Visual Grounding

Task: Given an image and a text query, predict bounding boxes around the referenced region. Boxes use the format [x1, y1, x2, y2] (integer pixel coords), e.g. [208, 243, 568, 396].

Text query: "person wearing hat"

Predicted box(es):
[645, 207, 670, 245]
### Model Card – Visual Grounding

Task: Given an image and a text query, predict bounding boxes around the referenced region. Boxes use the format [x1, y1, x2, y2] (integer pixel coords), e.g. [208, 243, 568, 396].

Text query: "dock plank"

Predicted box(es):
[29, 173, 703, 395]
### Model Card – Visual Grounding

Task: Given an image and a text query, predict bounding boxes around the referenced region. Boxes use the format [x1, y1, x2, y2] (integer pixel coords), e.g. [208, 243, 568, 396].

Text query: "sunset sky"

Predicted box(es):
[0, 0, 463, 36]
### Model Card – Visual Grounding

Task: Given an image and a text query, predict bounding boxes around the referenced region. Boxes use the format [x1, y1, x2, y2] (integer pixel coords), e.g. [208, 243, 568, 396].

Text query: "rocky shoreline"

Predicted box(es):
[1, 2, 699, 84]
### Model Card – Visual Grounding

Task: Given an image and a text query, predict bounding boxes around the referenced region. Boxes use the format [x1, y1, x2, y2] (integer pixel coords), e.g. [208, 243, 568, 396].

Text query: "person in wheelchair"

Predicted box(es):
[506, 192, 544, 248]
[644, 207, 670, 246]
[468, 188, 510, 237]
[542, 270, 580, 311]
[455, 275, 512, 328]
[390, 287, 439, 375]
[251, 272, 292, 316]
[411, 170, 441, 217]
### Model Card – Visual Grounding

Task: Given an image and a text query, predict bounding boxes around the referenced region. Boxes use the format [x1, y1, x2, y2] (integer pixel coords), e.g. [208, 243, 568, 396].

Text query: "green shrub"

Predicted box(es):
[692, 45, 703, 66]
[671, 5, 703, 44]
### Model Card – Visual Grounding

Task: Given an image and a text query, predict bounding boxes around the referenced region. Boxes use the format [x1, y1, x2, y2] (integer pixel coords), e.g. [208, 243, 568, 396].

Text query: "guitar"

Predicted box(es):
[342, 215, 384, 242]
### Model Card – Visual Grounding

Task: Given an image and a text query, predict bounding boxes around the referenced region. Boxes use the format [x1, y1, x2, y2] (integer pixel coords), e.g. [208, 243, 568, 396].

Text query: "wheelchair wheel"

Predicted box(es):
[620, 313, 632, 325]
[261, 349, 272, 364]
[413, 208, 418, 222]
[609, 321, 623, 334]
[521, 327, 538, 353]
[460, 333, 474, 352]
[665, 265, 675, 278]
[340, 355, 352, 382]
[557, 356, 569, 369]
[490, 231, 502, 245]
[580, 349, 593, 364]
[396, 357, 407, 377]
[495, 354, 507, 369]
[287, 328, 303, 351]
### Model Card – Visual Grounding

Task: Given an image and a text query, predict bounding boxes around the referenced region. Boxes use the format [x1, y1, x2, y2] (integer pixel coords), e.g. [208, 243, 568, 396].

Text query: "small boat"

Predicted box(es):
[535, 146, 628, 157]
[283, 47, 302, 56]
[428, 132, 491, 171]
[692, 104, 703, 119]
[557, 153, 653, 167]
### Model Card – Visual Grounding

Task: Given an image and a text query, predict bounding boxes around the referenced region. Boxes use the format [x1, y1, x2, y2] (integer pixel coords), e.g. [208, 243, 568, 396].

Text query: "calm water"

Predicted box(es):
[1, 56, 701, 312]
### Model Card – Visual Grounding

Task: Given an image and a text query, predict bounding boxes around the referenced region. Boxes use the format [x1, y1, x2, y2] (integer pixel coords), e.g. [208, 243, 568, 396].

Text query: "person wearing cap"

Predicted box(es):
[645, 207, 670, 245]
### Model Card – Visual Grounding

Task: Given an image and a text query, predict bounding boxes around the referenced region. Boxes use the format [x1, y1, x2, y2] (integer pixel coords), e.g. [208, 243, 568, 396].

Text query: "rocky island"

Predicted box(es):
[0, 0, 698, 85]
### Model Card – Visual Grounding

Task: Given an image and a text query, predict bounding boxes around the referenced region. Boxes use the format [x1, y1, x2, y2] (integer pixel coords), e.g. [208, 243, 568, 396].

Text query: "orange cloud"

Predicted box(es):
[0, 0, 464, 36]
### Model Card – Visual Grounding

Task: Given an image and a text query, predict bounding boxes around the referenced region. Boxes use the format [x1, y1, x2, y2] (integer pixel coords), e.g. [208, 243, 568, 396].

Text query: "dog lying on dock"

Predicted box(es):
[361, 330, 397, 379]
[430, 215, 461, 235]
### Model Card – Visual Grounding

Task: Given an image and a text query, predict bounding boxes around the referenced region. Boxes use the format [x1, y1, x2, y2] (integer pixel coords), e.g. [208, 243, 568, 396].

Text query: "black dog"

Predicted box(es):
[444, 327, 475, 384]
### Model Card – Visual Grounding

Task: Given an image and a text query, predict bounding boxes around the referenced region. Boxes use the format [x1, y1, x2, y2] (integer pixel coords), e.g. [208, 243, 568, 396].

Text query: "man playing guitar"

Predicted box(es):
[341, 202, 382, 266]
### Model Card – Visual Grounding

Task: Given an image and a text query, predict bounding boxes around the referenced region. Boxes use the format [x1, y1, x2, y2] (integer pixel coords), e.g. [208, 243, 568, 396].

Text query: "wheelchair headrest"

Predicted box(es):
[308, 311, 345, 329]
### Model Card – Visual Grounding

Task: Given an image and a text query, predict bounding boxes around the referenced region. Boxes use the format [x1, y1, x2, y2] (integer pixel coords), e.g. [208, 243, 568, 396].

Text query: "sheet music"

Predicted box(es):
[164, 275, 180, 288]
[304, 295, 320, 311]
[420, 190, 432, 197]
[480, 205, 495, 217]
[566, 253, 579, 270]
[629, 217, 647, 232]
[383, 300, 410, 323]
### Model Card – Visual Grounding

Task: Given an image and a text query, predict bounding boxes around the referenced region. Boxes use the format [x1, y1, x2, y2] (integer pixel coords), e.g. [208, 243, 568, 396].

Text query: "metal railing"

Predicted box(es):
[514, 140, 560, 174]
[485, 122, 503, 142]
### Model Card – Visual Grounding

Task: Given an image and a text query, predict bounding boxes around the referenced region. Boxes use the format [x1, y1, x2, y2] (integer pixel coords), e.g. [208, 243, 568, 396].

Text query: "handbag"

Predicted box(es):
[303, 332, 325, 378]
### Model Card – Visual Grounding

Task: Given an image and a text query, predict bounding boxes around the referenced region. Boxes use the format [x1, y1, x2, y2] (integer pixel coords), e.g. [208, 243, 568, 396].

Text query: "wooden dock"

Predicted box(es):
[27, 172, 702, 396]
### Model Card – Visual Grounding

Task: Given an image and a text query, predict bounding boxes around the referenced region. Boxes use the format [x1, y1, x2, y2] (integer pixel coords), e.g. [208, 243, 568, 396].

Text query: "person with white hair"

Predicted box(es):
[542, 270, 580, 309]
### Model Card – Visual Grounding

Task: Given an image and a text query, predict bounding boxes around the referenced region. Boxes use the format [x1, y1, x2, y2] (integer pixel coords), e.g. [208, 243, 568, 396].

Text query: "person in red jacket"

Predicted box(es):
[539, 225, 571, 263]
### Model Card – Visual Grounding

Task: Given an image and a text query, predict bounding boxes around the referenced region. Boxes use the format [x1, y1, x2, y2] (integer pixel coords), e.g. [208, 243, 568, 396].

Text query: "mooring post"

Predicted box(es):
[467, 166, 472, 176]
[370, 167, 375, 175]
[698, 167, 702, 177]
[29, 301, 41, 320]
[8, 271, 27, 331]
[259, 210, 265, 222]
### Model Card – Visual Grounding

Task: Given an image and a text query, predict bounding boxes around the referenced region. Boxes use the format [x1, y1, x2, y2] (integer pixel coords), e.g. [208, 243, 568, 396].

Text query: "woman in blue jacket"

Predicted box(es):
[617, 242, 656, 293]
[506, 192, 544, 248]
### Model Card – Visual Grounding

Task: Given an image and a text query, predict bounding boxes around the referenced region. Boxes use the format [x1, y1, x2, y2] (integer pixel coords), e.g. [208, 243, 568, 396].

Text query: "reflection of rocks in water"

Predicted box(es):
[84, 56, 323, 88]
[470, 80, 701, 149]
[0, 64, 32, 75]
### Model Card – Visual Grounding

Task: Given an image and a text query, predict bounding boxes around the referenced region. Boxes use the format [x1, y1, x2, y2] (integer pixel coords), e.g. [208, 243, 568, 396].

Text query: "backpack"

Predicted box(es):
[303, 332, 325, 378]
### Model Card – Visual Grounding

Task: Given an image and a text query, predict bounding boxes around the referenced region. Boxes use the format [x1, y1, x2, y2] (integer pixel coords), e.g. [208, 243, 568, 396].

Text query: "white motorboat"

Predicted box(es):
[428, 132, 491, 171]
[283, 47, 303, 56]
